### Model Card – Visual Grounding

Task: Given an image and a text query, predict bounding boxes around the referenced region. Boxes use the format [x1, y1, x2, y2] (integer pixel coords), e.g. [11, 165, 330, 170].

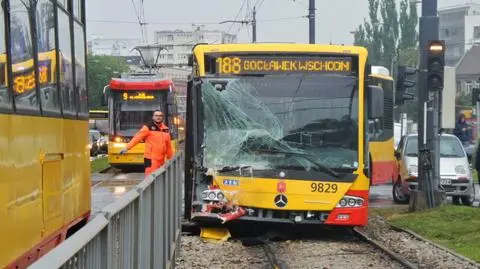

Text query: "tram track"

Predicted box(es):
[177, 224, 410, 269]
[352, 226, 417, 269]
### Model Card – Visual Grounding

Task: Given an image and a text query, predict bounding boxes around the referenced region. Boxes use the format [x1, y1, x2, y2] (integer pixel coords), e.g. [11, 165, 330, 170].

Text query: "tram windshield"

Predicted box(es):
[113, 91, 167, 136]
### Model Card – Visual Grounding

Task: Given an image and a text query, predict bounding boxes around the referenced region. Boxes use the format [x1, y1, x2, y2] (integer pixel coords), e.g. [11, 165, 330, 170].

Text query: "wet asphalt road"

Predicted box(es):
[90, 171, 144, 217]
[90, 172, 480, 217]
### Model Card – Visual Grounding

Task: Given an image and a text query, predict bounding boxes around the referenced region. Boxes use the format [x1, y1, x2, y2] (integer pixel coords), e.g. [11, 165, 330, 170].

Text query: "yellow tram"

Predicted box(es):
[0, 1, 90, 268]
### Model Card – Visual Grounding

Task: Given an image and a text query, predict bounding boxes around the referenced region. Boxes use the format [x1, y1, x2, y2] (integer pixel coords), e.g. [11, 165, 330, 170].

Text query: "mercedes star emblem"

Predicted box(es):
[274, 194, 288, 208]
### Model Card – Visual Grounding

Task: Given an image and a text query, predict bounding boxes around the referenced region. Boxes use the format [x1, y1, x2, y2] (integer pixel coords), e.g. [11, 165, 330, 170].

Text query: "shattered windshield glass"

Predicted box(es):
[202, 73, 359, 172]
[114, 92, 167, 136]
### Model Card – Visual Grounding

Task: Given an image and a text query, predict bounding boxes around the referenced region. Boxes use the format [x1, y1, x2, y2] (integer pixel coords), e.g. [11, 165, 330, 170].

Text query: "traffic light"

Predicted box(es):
[426, 40, 445, 91]
[395, 65, 417, 106]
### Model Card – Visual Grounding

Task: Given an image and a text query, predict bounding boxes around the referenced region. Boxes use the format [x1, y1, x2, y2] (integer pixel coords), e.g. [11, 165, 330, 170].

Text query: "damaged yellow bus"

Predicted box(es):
[184, 43, 384, 227]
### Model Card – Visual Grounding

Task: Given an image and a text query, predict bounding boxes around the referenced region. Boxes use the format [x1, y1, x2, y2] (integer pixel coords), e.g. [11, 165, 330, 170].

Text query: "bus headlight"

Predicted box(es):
[336, 195, 364, 208]
[201, 189, 225, 202]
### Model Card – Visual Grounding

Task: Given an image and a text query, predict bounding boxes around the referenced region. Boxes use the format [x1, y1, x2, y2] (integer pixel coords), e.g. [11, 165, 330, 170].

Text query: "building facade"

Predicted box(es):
[439, 3, 480, 66]
[87, 38, 141, 56]
[154, 27, 237, 66]
[456, 44, 480, 97]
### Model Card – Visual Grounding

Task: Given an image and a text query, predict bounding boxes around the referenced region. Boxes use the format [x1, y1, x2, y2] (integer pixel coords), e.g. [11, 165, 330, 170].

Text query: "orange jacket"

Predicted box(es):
[126, 122, 174, 163]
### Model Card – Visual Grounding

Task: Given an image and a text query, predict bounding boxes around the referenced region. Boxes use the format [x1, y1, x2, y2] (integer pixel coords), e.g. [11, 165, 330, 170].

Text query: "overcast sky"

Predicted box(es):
[86, 0, 477, 45]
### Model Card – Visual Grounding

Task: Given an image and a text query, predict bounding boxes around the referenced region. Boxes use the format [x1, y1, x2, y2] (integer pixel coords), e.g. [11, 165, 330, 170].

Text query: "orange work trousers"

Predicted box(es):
[144, 158, 163, 176]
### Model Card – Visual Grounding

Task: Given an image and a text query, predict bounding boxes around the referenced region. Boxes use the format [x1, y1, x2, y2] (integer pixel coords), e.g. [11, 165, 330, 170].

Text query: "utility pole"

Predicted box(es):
[309, 0, 315, 44]
[411, 0, 446, 211]
[252, 6, 257, 42]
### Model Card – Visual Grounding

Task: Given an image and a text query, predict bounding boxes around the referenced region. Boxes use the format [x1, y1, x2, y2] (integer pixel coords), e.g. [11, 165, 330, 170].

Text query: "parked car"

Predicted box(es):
[393, 133, 475, 206]
[88, 133, 99, 157]
[89, 129, 107, 153]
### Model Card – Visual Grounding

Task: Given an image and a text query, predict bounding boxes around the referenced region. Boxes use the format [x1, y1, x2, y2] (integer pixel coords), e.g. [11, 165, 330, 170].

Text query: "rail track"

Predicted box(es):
[178, 224, 412, 269]
[352, 226, 417, 269]
[241, 226, 412, 269]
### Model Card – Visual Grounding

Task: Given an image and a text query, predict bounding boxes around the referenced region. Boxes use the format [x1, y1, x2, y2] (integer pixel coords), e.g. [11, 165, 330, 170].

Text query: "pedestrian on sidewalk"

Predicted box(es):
[120, 110, 174, 176]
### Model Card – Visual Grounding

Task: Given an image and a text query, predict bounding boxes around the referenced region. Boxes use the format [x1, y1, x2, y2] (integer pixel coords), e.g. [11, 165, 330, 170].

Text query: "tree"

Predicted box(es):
[354, 0, 418, 67]
[456, 91, 472, 108]
[87, 55, 129, 109]
[353, 25, 369, 48]
[398, 47, 419, 66]
[355, 0, 419, 122]
[380, 0, 399, 68]
[399, 0, 418, 50]
[356, 0, 383, 65]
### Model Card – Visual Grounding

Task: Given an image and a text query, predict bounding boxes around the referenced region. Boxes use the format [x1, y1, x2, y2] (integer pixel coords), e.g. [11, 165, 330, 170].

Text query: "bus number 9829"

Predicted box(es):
[311, 183, 338, 193]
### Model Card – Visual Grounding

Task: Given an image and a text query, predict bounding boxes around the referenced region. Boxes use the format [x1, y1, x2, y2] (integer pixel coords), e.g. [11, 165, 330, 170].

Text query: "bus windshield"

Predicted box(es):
[202, 73, 359, 171]
[113, 91, 167, 136]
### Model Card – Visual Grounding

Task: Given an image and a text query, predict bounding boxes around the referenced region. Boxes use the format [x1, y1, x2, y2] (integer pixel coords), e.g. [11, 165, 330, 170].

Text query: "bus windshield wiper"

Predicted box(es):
[258, 149, 340, 178]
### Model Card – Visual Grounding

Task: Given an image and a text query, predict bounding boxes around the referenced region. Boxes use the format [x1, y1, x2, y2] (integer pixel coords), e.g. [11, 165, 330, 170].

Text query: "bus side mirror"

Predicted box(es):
[367, 85, 384, 119]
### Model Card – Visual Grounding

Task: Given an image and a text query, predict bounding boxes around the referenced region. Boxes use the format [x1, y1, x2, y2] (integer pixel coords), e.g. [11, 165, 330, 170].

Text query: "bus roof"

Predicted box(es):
[370, 65, 393, 81]
[193, 43, 368, 55]
[109, 78, 174, 91]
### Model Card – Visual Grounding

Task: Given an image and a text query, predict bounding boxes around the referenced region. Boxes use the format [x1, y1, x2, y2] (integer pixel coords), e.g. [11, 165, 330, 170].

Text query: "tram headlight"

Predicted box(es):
[336, 195, 365, 208]
[208, 192, 216, 200]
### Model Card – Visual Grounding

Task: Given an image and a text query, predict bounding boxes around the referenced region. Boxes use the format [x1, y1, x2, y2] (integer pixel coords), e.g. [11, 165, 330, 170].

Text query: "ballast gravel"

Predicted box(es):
[176, 216, 480, 269]
[176, 234, 405, 269]
[363, 216, 479, 269]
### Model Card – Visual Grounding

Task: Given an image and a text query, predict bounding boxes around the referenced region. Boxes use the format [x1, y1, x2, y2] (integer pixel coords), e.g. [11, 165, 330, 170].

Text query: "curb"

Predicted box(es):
[388, 223, 480, 268]
[98, 165, 112, 173]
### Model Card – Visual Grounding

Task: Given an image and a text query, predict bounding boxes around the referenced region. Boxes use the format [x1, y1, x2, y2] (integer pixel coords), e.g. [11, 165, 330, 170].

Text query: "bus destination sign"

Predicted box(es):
[210, 55, 353, 75]
[122, 92, 155, 100]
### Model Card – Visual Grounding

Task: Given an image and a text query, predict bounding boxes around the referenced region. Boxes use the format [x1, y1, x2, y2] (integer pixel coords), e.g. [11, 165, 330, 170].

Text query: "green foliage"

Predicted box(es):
[399, 0, 418, 50]
[355, 0, 383, 65]
[87, 55, 130, 109]
[387, 205, 480, 262]
[91, 156, 109, 173]
[354, 0, 418, 68]
[398, 46, 419, 66]
[456, 91, 473, 108]
[380, 0, 399, 68]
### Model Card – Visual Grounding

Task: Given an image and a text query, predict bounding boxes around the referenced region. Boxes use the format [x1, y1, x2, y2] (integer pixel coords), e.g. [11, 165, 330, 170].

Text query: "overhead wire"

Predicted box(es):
[227, 0, 248, 35]
[129, 0, 148, 44]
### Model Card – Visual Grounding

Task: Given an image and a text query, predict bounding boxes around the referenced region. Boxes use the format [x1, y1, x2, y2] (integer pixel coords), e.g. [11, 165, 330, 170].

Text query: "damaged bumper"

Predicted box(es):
[191, 205, 368, 226]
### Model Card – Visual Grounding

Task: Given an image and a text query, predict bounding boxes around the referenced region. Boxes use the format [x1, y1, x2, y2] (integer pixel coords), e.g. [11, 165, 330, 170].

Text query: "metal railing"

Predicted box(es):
[29, 152, 184, 269]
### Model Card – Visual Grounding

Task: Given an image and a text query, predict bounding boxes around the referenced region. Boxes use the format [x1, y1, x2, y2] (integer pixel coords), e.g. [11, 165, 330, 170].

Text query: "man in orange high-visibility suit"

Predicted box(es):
[119, 110, 174, 176]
